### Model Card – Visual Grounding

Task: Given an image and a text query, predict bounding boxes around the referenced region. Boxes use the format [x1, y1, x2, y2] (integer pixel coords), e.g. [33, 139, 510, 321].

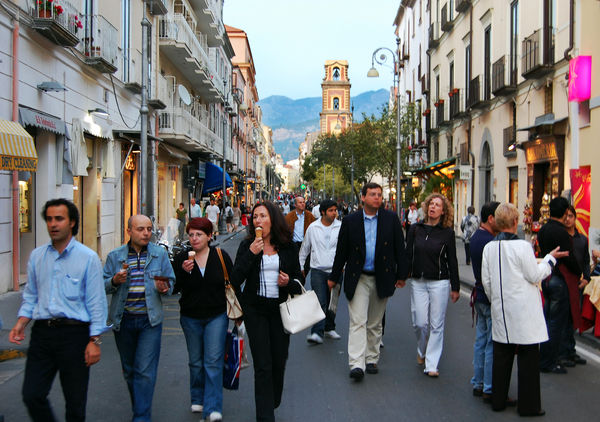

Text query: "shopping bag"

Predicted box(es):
[279, 281, 325, 334]
[223, 327, 243, 390]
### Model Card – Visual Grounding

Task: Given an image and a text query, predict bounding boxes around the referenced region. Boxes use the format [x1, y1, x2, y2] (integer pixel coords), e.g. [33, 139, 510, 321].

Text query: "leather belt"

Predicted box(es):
[35, 318, 89, 328]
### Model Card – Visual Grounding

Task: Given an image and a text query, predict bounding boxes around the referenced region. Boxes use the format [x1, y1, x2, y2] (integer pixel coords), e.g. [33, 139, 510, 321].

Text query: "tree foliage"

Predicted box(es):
[301, 102, 421, 203]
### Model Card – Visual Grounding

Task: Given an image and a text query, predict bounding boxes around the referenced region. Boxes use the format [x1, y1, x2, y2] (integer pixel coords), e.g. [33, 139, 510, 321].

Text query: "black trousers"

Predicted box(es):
[244, 299, 290, 422]
[492, 341, 542, 416]
[22, 323, 90, 422]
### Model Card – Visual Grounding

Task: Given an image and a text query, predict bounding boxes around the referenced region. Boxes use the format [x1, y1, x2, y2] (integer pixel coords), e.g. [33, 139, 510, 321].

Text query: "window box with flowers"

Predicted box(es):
[30, 0, 80, 47]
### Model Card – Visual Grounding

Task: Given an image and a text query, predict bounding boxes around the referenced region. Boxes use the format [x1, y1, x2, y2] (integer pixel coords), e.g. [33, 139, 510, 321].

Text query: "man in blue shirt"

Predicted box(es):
[469, 201, 499, 402]
[10, 198, 108, 421]
[104, 214, 175, 422]
[328, 183, 408, 381]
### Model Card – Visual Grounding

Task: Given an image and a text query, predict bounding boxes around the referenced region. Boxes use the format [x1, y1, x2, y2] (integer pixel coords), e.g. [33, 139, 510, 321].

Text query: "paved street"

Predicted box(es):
[1, 228, 600, 421]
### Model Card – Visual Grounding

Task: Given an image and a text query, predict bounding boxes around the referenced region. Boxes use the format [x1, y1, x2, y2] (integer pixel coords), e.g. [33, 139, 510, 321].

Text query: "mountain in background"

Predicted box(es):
[258, 89, 390, 162]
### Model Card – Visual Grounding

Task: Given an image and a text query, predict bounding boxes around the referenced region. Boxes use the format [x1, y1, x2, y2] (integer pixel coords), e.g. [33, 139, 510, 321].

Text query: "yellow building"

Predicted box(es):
[320, 60, 352, 134]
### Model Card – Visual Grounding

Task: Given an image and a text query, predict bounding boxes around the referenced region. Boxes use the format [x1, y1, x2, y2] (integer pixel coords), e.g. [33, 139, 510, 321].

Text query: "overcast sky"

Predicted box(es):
[223, 0, 399, 100]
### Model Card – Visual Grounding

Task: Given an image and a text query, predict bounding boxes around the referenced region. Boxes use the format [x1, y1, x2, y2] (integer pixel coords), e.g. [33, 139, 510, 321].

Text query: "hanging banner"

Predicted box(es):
[570, 166, 591, 238]
[568, 56, 592, 102]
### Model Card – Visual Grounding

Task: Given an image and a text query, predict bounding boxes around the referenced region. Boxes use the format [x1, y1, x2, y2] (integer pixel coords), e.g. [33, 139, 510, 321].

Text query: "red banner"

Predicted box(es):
[570, 166, 591, 238]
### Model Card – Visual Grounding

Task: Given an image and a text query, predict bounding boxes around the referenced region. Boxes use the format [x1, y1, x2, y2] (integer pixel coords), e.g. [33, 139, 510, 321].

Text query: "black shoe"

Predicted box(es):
[349, 368, 364, 381]
[559, 358, 575, 367]
[540, 364, 567, 374]
[366, 363, 378, 374]
[506, 397, 517, 407]
[520, 409, 546, 417]
[482, 393, 492, 403]
[473, 388, 483, 397]
[571, 354, 587, 365]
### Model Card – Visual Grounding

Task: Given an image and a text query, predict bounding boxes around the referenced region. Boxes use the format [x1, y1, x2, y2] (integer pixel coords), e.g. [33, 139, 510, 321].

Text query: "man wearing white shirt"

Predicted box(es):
[311, 203, 320, 219]
[299, 199, 342, 344]
[282, 200, 290, 215]
[205, 199, 220, 236]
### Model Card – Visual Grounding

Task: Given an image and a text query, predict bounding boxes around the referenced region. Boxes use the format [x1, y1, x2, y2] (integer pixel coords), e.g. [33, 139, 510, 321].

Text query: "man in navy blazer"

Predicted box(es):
[328, 183, 408, 381]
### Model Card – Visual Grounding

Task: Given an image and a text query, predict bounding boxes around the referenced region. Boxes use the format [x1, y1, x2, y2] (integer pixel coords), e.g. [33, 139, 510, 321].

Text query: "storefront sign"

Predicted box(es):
[525, 142, 558, 163]
[459, 165, 470, 180]
[19, 107, 66, 136]
[570, 166, 591, 238]
[568, 56, 592, 103]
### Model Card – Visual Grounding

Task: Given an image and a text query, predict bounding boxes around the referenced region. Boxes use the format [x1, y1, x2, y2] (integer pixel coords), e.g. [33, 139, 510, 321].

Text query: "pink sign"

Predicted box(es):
[568, 56, 592, 102]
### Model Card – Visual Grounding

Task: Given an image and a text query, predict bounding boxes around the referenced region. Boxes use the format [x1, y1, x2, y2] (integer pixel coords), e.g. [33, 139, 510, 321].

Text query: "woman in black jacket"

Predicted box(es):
[406, 193, 460, 377]
[174, 218, 233, 422]
[231, 201, 302, 422]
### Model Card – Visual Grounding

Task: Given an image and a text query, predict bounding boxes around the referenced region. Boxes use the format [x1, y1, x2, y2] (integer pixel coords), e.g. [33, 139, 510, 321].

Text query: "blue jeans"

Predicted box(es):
[540, 274, 570, 369]
[308, 269, 336, 336]
[471, 301, 493, 394]
[114, 315, 162, 422]
[180, 313, 228, 414]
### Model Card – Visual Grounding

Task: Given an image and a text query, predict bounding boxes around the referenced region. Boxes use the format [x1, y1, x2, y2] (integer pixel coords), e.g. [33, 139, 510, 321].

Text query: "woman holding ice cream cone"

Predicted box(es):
[231, 201, 303, 422]
[173, 217, 232, 422]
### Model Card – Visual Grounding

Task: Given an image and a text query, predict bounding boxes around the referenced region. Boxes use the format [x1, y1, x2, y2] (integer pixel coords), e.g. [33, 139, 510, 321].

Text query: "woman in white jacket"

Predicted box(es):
[482, 203, 566, 417]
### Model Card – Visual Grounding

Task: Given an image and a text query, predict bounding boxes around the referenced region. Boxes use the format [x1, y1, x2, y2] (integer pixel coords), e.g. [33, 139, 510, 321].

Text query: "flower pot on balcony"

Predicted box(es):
[40, 10, 52, 18]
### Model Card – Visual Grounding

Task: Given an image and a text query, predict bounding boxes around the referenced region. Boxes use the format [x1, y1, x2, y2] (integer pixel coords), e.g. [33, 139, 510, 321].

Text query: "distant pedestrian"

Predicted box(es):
[285, 196, 316, 273]
[9, 198, 108, 422]
[225, 202, 234, 233]
[282, 200, 290, 215]
[103, 214, 175, 422]
[406, 193, 460, 377]
[482, 202, 566, 416]
[461, 206, 480, 265]
[174, 218, 233, 421]
[328, 183, 408, 381]
[311, 202, 320, 219]
[233, 203, 242, 230]
[299, 199, 342, 345]
[176, 202, 188, 240]
[231, 202, 303, 421]
[405, 201, 419, 232]
[205, 199, 221, 236]
[468, 201, 500, 402]
[190, 198, 202, 218]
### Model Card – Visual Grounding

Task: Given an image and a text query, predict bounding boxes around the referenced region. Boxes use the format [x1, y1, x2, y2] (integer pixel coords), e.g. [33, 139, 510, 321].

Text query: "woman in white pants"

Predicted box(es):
[406, 194, 460, 377]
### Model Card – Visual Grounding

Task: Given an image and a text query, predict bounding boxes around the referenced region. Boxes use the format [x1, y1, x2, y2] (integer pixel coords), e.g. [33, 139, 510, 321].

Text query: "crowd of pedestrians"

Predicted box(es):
[6, 186, 596, 421]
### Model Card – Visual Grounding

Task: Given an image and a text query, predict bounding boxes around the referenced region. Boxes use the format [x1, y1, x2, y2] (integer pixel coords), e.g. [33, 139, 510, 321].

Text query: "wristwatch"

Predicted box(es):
[89, 336, 102, 346]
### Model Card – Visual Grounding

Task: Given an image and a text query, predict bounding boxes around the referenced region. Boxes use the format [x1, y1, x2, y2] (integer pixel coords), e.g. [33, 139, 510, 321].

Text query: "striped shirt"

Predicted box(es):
[124, 245, 148, 315]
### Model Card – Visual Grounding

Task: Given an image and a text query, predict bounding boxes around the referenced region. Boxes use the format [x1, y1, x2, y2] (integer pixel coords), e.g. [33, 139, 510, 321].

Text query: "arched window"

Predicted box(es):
[332, 67, 340, 80]
[333, 97, 340, 110]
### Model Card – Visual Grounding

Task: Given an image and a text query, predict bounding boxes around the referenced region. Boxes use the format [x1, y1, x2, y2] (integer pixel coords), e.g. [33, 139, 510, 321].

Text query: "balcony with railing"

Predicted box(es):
[428, 23, 440, 49]
[190, 0, 226, 47]
[159, 14, 222, 102]
[120, 48, 143, 94]
[435, 100, 450, 127]
[455, 0, 471, 13]
[449, 88, 468, 119]
[77, 15, 118, 73]
[29, 0, 81, 47]
[425, 110, 437, 134]
[503, 126, 517, 157]
[467, 75, 491, 110]
[441, 4, 454, 32]
[522, 28, 554, 79]
[492, 55, 518, 96]
[146, 0, 167, 15]
[148, 73, 171, 110]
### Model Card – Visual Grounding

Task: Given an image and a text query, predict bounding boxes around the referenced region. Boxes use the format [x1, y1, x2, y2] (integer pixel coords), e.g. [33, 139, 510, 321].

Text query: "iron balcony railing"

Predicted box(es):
[77, 15, 118, 71]
[29, 0, 81, 46]
[441, 4, 454, 32]
[159, 14, 211, 72]
[429, 23, 440, 49]
[492, 55, 518, 96]
[522, 28, 554, 79]
[467, 75, 491, 109]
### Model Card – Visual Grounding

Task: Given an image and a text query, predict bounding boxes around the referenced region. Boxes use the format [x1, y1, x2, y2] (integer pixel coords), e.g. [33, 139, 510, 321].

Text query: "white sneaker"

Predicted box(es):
[307, 333, 323, 344]
[324, 330, 341, 339]
[190, 404, 203, 413]
[208, 411, 223, 422]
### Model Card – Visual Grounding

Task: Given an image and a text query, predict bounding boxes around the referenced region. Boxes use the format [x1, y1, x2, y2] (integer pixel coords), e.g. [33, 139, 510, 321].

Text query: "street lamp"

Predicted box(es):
[368, 37, 402, 218]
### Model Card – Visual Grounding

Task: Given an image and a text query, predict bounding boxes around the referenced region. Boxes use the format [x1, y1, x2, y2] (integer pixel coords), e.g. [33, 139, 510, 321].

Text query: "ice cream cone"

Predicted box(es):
[255, 227, 263, 239]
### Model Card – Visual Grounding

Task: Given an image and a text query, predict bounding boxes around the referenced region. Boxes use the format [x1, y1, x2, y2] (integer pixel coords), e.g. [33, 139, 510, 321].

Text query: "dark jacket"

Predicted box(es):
[173, 247, 233, 319]
[231, 239, 303, 305]
[330, 209, 408, 301]
[572, 230, 591, 281]
[538, 219, 581, 277]
[406, 222, 460, 291]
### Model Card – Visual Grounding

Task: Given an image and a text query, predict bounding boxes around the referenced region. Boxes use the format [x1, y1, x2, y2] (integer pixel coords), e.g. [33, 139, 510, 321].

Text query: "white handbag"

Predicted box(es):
[279, 281, 325, 334]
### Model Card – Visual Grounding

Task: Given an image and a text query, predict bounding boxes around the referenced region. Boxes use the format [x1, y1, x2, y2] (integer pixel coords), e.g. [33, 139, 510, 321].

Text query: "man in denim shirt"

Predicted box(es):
[10, 198, 108, 421]
[104, 214, 175, 422]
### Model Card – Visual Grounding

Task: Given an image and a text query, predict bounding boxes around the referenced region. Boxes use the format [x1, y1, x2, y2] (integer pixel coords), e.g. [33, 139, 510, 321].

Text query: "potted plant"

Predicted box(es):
[72, 14, 83, 33]
[38, 0, 63, 18]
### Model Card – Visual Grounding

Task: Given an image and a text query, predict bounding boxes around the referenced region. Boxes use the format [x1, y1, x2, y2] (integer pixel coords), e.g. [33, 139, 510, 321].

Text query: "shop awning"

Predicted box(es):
[19, 107, 67, 136]
[114, 130, 163, 143]
[0, 118, 38, 171]
[517, 114, 568, 131]
[202, 162, 233, 194]
[413, 156, 456, 179]
[159, 142, 191, 162]
[81, 117, 113, 140]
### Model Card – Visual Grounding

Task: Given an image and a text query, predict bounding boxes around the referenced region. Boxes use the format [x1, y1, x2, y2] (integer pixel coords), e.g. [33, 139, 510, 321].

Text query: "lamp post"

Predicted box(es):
[368, 37, 402, 218]
[220, 80, 229, 234]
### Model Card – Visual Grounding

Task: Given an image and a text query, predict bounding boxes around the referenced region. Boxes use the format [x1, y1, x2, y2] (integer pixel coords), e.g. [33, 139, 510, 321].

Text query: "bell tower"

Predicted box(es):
[320, 60, 352, 135]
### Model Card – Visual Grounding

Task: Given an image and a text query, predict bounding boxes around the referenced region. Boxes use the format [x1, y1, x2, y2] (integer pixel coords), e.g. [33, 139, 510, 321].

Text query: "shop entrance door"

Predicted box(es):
[532, 162, 551, 221]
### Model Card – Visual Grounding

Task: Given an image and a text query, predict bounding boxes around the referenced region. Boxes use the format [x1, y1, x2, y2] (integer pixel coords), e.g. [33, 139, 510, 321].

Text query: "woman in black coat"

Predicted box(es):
[231, 201, 302, 422]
